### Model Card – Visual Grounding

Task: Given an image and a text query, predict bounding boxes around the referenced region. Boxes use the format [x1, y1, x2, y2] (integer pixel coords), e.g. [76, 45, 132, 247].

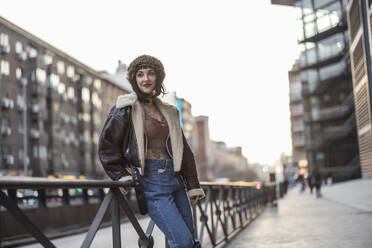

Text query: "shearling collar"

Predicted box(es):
[116, 92, 138, 109]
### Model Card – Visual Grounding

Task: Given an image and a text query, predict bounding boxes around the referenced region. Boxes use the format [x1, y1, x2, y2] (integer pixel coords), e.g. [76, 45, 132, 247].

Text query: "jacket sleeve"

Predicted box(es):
[180, 132, 205, 199]
[98, 108, 132, 182]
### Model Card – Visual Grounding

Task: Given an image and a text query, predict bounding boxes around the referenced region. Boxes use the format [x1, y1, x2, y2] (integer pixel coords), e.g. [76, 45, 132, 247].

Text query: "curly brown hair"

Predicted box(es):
[127, 55, 166, 101]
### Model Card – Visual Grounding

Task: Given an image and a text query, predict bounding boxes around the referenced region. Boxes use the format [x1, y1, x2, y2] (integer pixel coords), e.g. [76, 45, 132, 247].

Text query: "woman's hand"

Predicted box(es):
[191, 196, 202, 205]
[120, 187, 129, 195]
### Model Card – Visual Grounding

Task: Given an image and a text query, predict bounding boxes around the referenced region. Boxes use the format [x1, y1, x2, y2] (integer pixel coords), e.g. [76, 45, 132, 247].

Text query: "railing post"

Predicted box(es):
[7, 189, 17, 203]
[110, 191, 121, 248]
[62, 189, 70, 206]
[37, 189, 46, 208]
[99, 188, 105, 202]
[82, 189, 89, 204]
[210, 187, 215, 246]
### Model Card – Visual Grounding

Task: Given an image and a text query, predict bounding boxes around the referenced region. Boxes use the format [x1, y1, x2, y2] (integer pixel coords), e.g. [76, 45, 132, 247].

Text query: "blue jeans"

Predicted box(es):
[141, 159, 201, 248]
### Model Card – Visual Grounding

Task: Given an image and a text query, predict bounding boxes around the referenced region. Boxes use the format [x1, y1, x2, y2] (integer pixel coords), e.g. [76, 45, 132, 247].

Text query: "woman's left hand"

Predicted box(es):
[191, 196, 201, 205]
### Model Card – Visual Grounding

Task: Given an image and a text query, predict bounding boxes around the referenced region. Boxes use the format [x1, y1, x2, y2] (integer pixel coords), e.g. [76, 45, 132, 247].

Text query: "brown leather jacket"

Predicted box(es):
[98, 92, 204, 199]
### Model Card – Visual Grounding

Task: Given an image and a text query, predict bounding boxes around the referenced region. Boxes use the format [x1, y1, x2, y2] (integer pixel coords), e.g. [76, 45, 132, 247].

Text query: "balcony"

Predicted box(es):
[0, 44, 11, 54]
[289, 93, 302, 103]
[292, 124, 305, 132]
[2, 97, 14, 110]
[18, 77, 28, 86]
[293, 137, 305, 147]
[30, 129, 40, 139]
[16, 51, 27, 61]
[311, 113, 356, 149]
[16, 101, 25, 112]
[300, 47, 347, 71]
[312, 102, 352, 122]
[31, 104, 40, 114]
[323, 113, 356, 141]
[5, 154, 14, 165]
[299, 20, 347, 44]
[313, 92, 355, 122]
[1, 126, 11, 136]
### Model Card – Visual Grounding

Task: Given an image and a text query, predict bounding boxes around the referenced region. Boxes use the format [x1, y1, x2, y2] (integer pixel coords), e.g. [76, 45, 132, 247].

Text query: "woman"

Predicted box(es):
[98, 55, 205, 248]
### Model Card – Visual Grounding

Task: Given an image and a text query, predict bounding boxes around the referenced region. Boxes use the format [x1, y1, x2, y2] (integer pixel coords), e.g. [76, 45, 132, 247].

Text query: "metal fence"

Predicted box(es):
[0, 177, 275, 248]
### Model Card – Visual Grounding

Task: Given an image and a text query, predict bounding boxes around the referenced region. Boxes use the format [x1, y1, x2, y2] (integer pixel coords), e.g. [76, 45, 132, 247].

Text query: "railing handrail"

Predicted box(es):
[0, 176, 261, 189]
[0, 176, 134, 189]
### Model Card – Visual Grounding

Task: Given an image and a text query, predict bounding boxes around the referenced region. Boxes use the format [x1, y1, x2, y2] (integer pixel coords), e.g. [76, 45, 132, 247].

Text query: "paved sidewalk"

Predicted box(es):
[226, 179, 372, 248]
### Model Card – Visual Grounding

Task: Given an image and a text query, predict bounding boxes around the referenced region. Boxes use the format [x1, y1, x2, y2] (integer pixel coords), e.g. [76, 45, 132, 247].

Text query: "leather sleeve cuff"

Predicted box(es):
[187, 188, 205, 199]
[118, 175, 133, 183]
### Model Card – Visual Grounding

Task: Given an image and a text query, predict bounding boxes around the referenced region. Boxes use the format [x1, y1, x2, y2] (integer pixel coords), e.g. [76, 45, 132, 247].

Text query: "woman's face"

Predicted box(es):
[135, 68, 157, 95]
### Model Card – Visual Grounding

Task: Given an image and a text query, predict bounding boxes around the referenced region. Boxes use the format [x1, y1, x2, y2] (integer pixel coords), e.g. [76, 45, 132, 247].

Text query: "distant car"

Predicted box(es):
[215, 177, 230, 183]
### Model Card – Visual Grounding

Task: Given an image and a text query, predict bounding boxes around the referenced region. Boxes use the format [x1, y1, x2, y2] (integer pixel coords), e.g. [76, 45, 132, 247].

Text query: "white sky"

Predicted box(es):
[1, 0, 300, 165]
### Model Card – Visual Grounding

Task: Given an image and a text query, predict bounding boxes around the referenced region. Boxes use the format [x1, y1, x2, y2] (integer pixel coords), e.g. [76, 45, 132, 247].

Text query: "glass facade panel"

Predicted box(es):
[316, 1, 341, 33]
[314, 0, 335, 9]
[319, 60, 346, 81]
[302, 0, 313, 15]
[318, 33, 344, 61]
[304, 22, 316, 38]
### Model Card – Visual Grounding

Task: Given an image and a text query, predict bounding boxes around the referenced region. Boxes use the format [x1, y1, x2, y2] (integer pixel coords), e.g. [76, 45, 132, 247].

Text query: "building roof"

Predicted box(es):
[101, 61, 133, 92]
[271, 0, 297, 6]
[0, 15, 103, 78]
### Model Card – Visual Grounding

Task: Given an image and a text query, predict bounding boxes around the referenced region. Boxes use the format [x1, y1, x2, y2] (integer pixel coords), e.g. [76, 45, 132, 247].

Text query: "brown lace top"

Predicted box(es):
[144, 114, 169, 150]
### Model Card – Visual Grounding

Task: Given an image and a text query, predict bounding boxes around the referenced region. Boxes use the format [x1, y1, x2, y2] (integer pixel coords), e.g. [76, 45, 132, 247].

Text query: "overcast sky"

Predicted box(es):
[1, 0, 300, 165]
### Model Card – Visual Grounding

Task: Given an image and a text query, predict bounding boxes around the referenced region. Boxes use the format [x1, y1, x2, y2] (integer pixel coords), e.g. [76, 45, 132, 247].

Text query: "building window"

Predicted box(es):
[82, 87, 90, 102]
[16, 67, 22, 80]
[32, 145, 38, 158]
[18, 149, 24, 161]
[27, 46, 38, 58]
[57, 61, 65, 75]
[92, 92, 101, 109]
[67, 65, 75, 78]
[50, 74, 60, 89]
[36, 68, 46, 84]
[17, 94, 25, 112]
[15, 41, 23, 54]
[67, 86, 75, 99]
[94, 79, 101, 90]
[0, 60, 10, 75]
[58, 82, 66, 95]
[43, 54, 53, 65]
[39, 146, 47, 160]
[0, 33, 9, 46]
[86, 77, 92, 85]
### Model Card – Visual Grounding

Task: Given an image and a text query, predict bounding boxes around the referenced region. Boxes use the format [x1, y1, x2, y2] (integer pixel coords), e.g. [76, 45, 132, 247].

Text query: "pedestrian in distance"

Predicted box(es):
[309, 165, 322, 198]
[297, 173, 306, 193]
[98, 55, 205, 248]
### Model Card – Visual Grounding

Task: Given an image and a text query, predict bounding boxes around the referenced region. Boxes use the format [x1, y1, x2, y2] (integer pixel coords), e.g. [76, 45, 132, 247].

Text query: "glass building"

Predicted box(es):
[273, 0, 361, 181]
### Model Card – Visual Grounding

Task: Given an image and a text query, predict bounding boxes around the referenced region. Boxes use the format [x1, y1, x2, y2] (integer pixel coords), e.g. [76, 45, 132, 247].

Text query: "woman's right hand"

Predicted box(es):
[120, 187, 129, 195]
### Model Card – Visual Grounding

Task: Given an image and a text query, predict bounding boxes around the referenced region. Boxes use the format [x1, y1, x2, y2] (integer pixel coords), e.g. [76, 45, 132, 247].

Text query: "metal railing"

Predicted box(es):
[0, 177, 274, 248]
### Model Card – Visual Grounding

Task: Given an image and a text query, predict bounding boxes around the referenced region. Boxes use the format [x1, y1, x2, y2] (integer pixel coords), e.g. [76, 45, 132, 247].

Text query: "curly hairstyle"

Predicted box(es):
[127, 55, 166, 102]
